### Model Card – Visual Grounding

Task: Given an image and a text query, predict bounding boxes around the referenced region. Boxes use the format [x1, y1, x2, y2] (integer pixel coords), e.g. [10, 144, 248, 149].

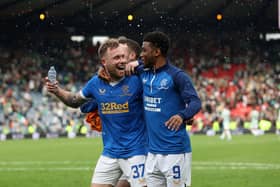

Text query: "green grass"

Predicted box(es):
[0, 135, 280, 187]
[191, 135, 280, 187]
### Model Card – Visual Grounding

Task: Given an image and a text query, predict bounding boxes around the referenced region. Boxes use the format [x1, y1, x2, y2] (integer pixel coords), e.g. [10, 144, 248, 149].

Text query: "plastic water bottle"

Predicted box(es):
[48, 66, 56, 83]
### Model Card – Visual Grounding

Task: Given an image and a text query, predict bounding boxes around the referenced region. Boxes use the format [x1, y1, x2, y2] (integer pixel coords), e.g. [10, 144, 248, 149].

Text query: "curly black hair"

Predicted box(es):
[143, 31, 170, 57]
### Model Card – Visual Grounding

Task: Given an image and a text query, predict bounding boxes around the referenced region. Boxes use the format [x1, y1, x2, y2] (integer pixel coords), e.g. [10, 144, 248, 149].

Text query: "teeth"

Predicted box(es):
[117, 65, 125, 70]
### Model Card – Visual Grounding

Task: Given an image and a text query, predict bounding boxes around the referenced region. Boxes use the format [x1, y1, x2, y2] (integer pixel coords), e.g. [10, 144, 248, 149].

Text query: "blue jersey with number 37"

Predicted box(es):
[80, 75, 147, 158]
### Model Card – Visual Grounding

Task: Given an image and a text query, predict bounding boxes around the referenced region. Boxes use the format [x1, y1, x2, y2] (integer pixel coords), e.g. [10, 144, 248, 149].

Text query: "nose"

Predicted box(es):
[120, 55, 127, 64]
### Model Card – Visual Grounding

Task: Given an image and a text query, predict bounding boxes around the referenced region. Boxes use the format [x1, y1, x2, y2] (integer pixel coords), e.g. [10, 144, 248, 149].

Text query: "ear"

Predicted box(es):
[154, 48, 161, 57]
[100, 58, 106, 66]
[129, 53, 136, 60]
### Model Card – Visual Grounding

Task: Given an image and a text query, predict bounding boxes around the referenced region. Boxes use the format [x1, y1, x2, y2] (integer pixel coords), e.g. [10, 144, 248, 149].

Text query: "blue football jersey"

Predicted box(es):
[138, 61, 201, 154]
[80, 99, 98, 113]
[81, 75, 147, 158]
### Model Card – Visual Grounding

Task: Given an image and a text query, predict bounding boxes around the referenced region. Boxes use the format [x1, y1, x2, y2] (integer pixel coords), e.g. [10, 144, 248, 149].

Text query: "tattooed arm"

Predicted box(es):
[45, 77, 87, 108]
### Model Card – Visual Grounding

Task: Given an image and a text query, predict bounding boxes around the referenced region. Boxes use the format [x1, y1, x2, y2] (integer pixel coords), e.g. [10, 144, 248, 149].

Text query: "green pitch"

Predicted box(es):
[0, 135, 279, 187]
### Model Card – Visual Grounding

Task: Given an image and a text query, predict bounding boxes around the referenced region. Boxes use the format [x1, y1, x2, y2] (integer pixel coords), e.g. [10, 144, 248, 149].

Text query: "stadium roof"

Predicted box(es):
[0, 0, 278, 34]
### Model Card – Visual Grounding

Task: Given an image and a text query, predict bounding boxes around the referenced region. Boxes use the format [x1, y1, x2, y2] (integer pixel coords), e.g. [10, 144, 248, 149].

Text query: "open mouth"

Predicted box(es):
[116, 65, 125, 71]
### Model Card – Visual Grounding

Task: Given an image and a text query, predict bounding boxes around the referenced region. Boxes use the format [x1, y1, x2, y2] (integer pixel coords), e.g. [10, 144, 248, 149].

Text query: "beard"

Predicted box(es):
[106, 65, 125, 81]
[143, 57, 156, 68]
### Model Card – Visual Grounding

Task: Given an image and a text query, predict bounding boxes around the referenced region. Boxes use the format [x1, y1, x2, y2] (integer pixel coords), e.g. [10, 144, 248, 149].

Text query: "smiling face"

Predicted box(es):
[101, 45, 126, 81]
[140, 41, 158, 68]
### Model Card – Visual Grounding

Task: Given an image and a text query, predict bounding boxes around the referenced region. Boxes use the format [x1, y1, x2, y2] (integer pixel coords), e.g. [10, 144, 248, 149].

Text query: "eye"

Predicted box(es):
[114, 56, 120, 60]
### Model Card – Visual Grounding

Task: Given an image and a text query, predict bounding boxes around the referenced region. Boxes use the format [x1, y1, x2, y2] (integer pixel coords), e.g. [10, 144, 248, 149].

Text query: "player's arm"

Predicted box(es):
[125, 60, 145, 76]
[125, 60, 139, 76]
[165, 71, 202, 131]
[45, 77, 87, 108]
[175, 71, 202, 120]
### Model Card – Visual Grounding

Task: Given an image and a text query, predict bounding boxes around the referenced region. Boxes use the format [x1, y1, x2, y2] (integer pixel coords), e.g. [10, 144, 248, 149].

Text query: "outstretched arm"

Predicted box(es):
[45, 77, 87, 108]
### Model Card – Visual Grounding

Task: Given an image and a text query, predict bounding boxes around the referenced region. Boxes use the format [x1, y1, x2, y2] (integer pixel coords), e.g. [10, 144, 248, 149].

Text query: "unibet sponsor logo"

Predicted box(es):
[144, 96, 162, 104]
[101, 101, 129, 114]
[144, 96, 162, 112]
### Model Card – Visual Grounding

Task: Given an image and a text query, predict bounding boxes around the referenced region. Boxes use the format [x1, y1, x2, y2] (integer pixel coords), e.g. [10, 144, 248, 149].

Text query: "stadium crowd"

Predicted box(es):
[0, 32, 279, 139]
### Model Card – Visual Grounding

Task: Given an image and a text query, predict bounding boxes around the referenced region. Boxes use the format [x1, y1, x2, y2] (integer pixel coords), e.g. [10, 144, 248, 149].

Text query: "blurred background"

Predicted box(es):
[0, 0, 279, 139]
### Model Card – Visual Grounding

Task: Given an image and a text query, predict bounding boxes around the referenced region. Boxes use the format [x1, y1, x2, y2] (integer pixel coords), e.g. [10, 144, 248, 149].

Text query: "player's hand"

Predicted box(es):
[125, 60, 139, 76]
[44, 77, 59, 94]
[165, 114, 183, 131]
